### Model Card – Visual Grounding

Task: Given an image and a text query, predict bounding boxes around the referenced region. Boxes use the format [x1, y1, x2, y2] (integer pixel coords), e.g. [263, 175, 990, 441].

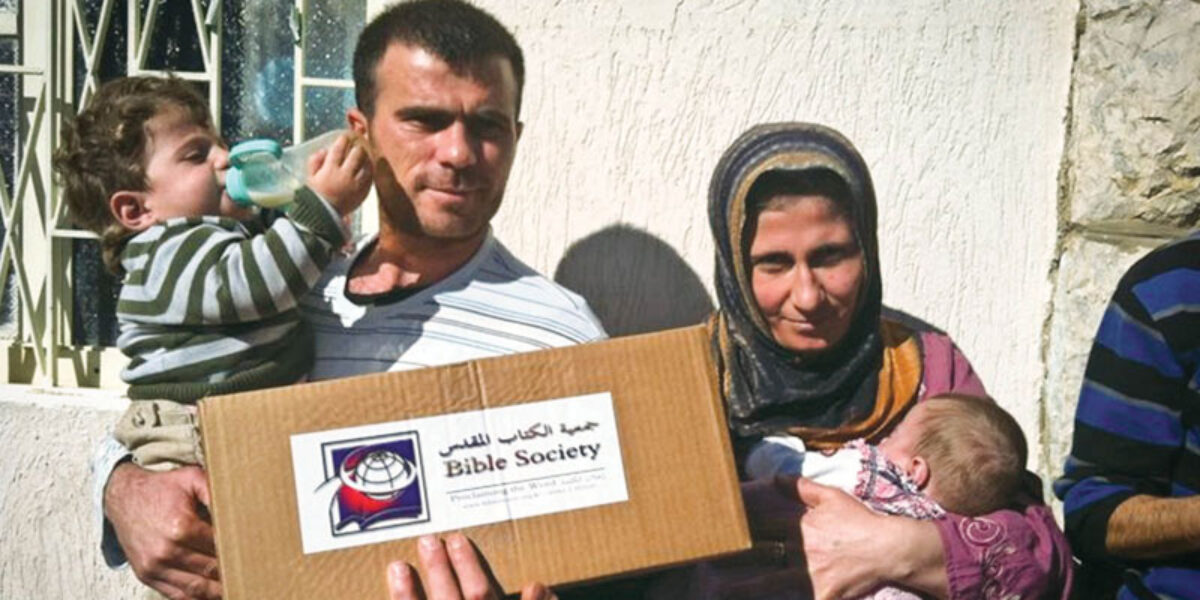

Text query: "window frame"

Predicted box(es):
[0, 0, 367, 388]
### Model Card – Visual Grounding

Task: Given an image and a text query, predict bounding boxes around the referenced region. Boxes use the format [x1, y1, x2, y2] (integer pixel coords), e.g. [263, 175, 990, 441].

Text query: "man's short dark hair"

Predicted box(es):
[353, 0, 525, 118]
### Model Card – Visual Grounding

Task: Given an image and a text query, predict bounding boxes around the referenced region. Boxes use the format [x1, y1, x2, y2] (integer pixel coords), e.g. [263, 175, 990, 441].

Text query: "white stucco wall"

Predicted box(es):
[1, 1, 1081, 596]
[0, 388, 139, 598]
[488, 0, 1076, 471]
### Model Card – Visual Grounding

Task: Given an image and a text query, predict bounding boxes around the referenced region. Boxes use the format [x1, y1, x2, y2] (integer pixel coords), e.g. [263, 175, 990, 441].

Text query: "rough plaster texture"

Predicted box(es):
[486, 0, 1075, 455]
[0, 396, 140, 598]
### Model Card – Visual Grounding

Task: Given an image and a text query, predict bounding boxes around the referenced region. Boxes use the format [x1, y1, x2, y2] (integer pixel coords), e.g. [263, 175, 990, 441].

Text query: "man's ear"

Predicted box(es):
[908, 455, 931, 490]
[347, 108, 369, 139]
[347, 108, 375, 161]
[110, 191, 154, 231]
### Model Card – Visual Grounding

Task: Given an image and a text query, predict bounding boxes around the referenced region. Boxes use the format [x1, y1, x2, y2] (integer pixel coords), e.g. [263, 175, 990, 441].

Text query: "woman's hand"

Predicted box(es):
[386, 533, 556, 600]
[104, 463, 221, 600]
[794, 478, 948, 600]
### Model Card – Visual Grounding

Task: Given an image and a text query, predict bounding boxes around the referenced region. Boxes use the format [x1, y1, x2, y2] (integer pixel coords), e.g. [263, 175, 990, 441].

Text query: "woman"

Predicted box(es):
[705, 122, 1072, 598]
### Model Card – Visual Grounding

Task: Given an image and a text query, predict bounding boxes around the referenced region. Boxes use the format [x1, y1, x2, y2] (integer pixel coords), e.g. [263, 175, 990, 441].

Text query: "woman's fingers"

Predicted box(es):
[793, 476, 842, 507]
[796, 478, 894, 600]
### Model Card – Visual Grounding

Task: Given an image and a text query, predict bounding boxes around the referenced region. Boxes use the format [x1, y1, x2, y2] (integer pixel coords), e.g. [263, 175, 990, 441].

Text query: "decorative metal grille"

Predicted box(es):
[0, 0, 364, 387]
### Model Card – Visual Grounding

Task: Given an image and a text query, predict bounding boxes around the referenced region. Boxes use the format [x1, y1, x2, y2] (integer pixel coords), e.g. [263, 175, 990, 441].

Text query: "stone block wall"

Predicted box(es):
[1041, 0, 1200, 499]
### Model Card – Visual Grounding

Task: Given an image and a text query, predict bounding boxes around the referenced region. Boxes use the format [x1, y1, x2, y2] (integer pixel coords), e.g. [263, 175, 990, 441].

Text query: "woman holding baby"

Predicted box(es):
[697, 122, 1073, 599]
[389, 123, 1073, 599]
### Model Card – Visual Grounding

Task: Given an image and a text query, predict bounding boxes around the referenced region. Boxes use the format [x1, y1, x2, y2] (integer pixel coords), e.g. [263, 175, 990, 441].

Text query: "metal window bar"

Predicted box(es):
[1, 0, 360, 388]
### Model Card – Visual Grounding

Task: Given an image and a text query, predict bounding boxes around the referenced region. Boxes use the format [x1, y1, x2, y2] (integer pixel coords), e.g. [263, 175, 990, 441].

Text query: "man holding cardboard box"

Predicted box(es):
[93, 2, 605, 598]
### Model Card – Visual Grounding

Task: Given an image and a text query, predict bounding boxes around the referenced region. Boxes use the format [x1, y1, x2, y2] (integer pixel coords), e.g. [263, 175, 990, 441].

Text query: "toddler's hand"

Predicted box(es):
[307, 132, 372, 216]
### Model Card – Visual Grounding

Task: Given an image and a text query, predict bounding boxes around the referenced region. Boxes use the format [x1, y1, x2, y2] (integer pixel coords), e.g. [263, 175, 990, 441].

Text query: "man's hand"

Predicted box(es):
[386, 533, 555, 600]
[104, 463, 221, 600]
[793, 478, 947, 600]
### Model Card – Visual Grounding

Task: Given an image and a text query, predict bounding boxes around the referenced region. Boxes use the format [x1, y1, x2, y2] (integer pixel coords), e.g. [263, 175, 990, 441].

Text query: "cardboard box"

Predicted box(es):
[199, 325, 751, 599]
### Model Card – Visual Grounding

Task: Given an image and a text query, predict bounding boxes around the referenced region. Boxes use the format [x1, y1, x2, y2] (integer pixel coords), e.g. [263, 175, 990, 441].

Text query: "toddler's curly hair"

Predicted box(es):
[52, 76, 211, 273]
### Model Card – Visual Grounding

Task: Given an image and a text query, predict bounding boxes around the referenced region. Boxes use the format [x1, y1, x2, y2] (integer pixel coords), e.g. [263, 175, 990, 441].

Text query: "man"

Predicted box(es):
[94, 2, 605, 598]
[1054, 232, 1200, 599]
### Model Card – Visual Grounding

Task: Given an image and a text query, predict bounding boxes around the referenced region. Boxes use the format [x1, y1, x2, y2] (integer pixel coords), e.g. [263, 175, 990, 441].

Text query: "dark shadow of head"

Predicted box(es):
[553, 225, 713, 337]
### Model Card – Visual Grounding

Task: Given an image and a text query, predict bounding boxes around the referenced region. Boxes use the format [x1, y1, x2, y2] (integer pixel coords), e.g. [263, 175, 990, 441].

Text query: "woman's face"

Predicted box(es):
[748, 194, 865, 354]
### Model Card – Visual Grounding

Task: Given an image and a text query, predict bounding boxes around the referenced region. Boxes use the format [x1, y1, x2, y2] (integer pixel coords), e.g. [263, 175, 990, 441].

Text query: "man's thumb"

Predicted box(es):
[180, 465, 212, 507]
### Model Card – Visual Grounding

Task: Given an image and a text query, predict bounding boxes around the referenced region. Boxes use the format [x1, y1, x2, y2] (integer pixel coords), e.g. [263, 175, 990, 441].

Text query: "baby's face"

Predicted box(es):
[136, 108, 251, 225]
[878, 403, 927, 476]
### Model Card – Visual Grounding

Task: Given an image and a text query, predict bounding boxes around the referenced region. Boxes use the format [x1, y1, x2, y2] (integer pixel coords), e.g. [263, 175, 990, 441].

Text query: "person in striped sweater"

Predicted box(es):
[1054, 232, 1200, 598]
[54, 75, 372, 472]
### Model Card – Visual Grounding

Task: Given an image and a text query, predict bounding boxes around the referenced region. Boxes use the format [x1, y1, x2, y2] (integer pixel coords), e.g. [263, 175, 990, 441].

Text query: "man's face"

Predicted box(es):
[350, 44, 522, 244]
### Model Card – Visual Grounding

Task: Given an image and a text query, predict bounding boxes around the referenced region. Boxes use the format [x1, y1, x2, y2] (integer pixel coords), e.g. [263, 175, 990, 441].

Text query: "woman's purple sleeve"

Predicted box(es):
[918, 331, 1074, 598]
[916, 330, 986, 399]
[935, 505, 1074, 599]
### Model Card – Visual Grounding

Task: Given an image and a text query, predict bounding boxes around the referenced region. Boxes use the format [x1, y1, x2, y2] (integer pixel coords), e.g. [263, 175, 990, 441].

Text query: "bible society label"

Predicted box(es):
[290, 392, 629, 554]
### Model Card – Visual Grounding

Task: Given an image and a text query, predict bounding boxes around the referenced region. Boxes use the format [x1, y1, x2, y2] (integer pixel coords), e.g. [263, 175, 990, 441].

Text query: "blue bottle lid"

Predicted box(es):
[229, 139, 282, 166]
[225, 168, 253, 207]
[227, 139, 283, 206]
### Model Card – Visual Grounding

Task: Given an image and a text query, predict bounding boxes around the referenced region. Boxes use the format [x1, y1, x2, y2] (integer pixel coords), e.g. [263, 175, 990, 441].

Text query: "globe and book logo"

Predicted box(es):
[319, 431, 430, 535]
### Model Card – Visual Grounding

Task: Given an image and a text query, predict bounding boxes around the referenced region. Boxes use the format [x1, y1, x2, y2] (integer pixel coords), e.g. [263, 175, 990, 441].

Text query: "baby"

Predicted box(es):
[651, 393, 1028, 600]
[53, 75, 371, 471]
[746, 392, 1028, 520]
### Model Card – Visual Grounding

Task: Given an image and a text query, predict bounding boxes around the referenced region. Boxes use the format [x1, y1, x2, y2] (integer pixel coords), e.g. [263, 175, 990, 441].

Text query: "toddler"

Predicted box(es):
[53, 76, 371, 470]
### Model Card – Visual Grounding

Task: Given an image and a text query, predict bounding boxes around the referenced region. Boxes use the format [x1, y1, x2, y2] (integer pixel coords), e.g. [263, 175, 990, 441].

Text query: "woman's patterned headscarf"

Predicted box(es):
[709, 122, 887, 442]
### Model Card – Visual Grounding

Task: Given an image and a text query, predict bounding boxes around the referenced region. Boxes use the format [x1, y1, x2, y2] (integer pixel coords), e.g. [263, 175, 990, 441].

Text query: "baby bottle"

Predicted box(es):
[225, 129, 349, 209]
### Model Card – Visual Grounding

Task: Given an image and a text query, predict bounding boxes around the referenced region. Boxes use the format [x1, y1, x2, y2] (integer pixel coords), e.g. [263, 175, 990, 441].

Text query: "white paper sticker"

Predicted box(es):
[289, 392, 628, 554]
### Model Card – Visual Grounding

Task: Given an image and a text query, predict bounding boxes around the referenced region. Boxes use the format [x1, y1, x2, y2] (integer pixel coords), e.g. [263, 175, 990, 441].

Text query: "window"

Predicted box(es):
[0, 0, 366, 387]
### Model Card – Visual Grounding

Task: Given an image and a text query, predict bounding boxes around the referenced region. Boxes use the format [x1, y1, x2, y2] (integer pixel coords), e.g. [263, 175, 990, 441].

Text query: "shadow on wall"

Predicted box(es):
[554, 225, 713, 337]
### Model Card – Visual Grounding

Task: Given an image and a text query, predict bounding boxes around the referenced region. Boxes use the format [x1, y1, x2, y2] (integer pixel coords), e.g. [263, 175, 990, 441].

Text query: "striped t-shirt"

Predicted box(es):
[301, 231, 607, 380]
[1054, 231, 1200, 598]
[116, 190, 346, 400]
